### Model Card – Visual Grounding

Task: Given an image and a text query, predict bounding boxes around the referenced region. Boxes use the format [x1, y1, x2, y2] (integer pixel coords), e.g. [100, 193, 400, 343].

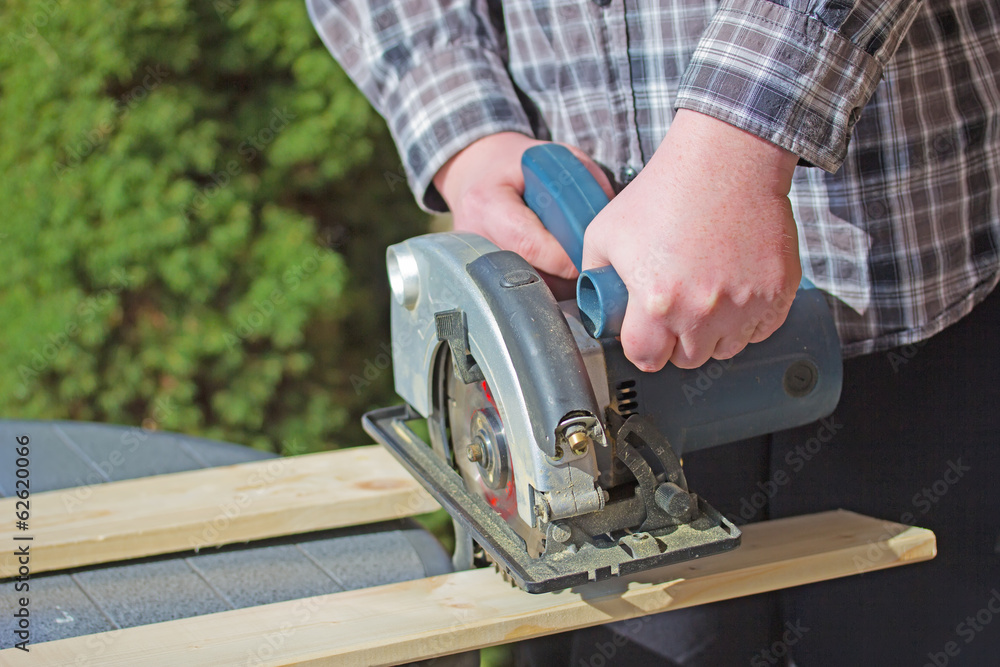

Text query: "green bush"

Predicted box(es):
[0, 0, 429, 453]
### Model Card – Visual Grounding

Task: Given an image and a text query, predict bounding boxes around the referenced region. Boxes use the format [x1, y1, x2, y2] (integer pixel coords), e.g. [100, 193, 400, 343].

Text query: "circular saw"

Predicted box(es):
[364, 145, 842, 593]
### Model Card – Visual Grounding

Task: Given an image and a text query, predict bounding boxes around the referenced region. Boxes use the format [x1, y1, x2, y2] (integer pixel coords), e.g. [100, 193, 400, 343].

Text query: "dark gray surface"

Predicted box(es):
[0, 419, 471, 665]
[0, 420, 274, 495]
[189, 544, 345, 608]
[73, 558, 235, 629]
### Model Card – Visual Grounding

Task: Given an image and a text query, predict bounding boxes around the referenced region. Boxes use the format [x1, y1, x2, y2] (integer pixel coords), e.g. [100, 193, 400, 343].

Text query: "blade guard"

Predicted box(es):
[384, 233, 608, 529]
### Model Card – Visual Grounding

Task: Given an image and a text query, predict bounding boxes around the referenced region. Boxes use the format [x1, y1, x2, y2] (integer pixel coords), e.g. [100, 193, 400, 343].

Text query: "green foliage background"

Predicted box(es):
[0, 0, 429, 453]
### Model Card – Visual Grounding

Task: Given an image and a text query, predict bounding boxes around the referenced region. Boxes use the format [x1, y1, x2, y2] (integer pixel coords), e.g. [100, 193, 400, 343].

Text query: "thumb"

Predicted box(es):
[490, 185, 579, 280]
[580, 208, 615, 272]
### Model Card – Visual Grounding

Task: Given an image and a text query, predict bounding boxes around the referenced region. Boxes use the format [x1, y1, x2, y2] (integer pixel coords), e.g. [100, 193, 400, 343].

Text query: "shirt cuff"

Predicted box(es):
[382, 46, 534, 212]
[675, 0, 884, 173]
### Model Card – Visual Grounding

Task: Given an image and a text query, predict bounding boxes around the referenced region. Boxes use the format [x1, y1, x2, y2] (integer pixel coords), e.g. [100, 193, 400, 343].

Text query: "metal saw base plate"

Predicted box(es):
[363, 404, 742, 594]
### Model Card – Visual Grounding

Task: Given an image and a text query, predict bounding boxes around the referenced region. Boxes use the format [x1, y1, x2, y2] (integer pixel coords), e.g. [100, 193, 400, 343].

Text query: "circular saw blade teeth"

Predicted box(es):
[440, 350, 547, 555]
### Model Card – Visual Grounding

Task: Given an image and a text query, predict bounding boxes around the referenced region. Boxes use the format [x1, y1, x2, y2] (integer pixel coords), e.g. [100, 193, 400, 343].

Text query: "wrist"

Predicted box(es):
[661, 110, 798, 196]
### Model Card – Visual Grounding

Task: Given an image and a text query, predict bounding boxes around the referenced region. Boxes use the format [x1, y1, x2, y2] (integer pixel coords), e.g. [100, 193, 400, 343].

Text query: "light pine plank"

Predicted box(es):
[0, 446, 439, 577]
[4, 510, 935, 666]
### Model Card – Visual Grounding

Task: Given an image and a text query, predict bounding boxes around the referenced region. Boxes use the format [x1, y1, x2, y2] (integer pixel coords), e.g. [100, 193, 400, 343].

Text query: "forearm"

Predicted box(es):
[307, 0, 533, 211]
[676, 0, 923, 171]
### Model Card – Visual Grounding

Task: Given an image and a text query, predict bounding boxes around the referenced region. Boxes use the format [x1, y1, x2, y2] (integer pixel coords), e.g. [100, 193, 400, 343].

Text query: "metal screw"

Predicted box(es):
[565, 425, 592, 455]
[466, 440, 484, 463]
[533, 498, 550, 523]
[549, 522, 572, 544]
[567, 431, 590, 455]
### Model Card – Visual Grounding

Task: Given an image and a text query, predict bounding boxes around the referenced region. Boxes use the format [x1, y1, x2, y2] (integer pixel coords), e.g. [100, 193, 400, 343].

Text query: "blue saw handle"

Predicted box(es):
[521, 145, 627, 337]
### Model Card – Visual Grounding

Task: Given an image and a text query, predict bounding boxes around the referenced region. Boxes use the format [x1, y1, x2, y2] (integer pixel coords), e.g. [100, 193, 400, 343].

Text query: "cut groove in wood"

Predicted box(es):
[3, 510, 935, 666]
[0, 446, 439, 578]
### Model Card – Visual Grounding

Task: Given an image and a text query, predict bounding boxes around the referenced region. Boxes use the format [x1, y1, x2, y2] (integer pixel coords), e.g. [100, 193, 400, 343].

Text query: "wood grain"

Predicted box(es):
[0, 446, 439, 577]
[4, 510, 935, 666]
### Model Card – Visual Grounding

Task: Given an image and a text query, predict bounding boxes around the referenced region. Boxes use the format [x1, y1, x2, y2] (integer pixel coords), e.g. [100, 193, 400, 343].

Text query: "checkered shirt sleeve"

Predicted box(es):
[306, 0, 534, 212]
[676, 0, 923, 171]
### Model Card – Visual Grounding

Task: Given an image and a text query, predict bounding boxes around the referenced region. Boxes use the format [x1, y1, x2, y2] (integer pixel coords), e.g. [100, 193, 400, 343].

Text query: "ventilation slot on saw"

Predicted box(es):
[615, 380, 638, 417]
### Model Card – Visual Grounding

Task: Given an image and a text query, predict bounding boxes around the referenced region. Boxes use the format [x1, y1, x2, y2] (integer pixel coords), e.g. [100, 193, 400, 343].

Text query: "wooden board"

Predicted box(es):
[4, 510, 935, 666]
[0, 446, 439, 578]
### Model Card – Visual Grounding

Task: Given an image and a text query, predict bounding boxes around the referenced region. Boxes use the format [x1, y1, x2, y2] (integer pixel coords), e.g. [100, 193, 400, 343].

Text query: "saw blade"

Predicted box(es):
[432, 348, 546, 556]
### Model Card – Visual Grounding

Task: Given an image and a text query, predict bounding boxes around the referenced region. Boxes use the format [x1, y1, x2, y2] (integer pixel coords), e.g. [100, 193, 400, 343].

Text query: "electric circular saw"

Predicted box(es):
[363, 145, 842, 593]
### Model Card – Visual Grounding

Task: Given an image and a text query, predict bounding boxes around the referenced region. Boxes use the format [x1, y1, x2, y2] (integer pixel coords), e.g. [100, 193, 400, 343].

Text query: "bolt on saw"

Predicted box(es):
[364, 145, 842, 593]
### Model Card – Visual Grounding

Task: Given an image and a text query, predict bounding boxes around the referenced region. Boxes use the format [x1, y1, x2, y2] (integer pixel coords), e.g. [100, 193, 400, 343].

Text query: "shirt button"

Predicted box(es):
[866, 200, 888, 219]
[620, 165, 638, 185]
[592, 0, 612, 7]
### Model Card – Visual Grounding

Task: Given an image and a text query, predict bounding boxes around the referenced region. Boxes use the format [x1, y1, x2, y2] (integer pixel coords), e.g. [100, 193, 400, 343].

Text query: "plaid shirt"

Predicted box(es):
[309, 0, 1000, 357]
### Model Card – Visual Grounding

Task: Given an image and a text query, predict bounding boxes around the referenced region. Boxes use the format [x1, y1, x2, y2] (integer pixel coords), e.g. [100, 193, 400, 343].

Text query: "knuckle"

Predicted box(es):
[740, 316, 760, 340]
[671, 336, 712, 370]
[713, 339, 747, 361]
[620, 330, 672, 373]
[640, 284, 675, 318]
[687, 291, 720, 323]
[507, 225, 549, 267]
[458, 185, 493, 219]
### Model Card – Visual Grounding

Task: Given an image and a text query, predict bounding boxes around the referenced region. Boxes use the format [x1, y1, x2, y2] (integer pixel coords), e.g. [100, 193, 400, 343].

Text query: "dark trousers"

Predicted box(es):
[519, 286, 1000, 666]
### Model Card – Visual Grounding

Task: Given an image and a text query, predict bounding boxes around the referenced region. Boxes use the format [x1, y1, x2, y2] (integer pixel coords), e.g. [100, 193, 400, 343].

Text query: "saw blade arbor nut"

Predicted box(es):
[466, 440, 485, 463]
[468, 409, 509, 490]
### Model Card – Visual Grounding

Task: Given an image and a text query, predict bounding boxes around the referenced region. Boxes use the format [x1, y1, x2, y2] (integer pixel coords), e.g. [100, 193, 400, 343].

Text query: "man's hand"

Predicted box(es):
[582, 109, 801, 372]
[433, 132, 614, 296]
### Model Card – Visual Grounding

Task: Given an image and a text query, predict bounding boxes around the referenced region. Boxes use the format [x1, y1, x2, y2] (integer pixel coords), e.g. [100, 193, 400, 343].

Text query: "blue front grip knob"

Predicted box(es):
[577, 266, 628, 338]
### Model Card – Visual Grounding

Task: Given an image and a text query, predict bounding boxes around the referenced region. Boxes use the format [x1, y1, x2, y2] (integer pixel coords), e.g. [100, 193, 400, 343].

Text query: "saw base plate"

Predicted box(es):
[364, 404, 742, 594]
